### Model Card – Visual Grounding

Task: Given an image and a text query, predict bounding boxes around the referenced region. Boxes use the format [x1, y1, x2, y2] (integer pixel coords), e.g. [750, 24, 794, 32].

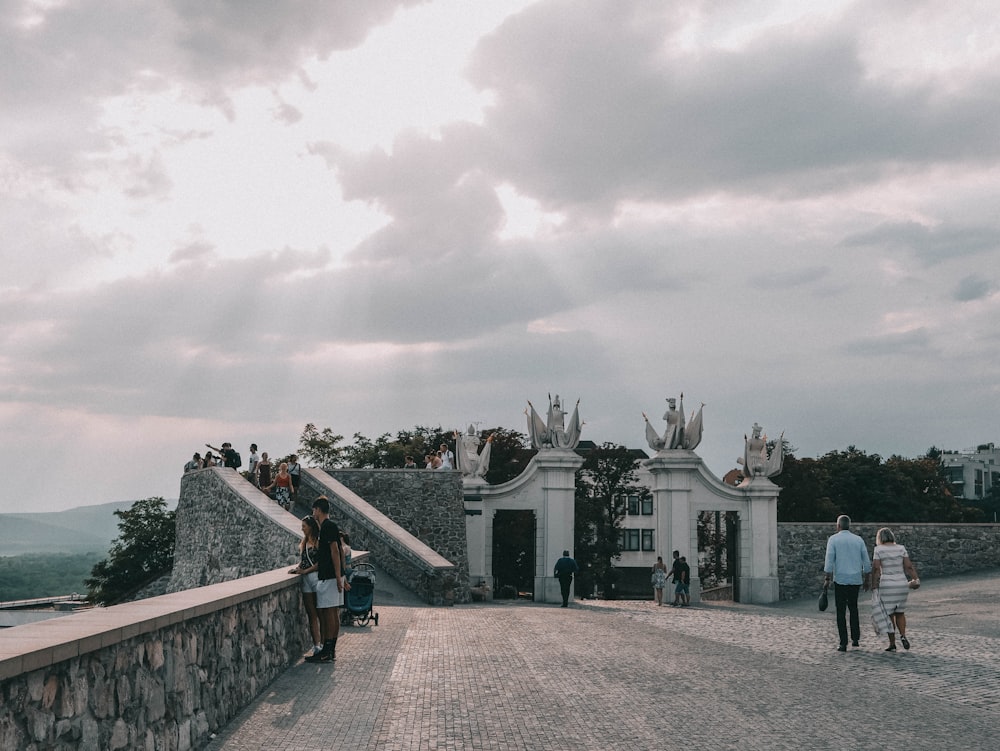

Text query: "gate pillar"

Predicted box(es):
[532, 449, 584, 604]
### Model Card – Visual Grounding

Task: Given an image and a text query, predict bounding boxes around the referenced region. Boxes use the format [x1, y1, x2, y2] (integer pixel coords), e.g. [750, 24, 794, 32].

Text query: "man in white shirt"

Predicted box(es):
[824, 515, 872, 651]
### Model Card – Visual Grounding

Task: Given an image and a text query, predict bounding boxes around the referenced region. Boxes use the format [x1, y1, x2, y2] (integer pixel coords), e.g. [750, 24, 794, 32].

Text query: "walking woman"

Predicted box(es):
[267, 461, 294, 510]
[289, 516, 323, 657]
[871, 527, 920, 651]
[651, 556, 668, 606]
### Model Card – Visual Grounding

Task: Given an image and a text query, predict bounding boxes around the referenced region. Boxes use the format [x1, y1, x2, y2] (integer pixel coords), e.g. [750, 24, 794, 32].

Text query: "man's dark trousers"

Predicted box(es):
[558, 576, 572, 607]
[834, 583, 861, 646]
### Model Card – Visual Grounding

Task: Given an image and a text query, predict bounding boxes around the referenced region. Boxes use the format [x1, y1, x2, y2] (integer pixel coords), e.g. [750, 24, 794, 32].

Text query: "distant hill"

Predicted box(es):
[0, 499, 178, 557]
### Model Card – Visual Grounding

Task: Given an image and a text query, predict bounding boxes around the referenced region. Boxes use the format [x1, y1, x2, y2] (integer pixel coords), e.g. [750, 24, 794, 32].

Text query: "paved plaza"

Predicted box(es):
[206, 572, 1000, 750]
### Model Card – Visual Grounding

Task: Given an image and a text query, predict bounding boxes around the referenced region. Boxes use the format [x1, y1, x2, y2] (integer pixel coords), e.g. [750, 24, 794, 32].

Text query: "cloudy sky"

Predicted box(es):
[2, 0, 998, 515]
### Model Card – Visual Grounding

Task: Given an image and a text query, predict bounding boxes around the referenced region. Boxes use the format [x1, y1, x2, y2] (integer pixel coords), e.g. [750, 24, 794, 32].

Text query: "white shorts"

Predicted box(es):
[300, 571, 319, 595]
[316, 577, 344, 609]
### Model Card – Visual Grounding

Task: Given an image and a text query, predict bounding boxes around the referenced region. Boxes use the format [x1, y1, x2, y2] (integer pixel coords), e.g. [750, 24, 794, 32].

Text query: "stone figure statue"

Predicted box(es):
[643, 393, 704, 452]
[454, 425, 493, 479]
[526, 394, 582, 450]
[739, 423, 784, 479]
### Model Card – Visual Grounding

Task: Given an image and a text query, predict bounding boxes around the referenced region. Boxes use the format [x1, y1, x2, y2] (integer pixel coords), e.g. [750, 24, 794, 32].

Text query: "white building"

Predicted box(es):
[941, 443, 1000, 501]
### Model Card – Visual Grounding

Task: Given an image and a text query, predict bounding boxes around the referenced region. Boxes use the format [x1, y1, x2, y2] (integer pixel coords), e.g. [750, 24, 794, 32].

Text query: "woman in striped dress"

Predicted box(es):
[871, 527, 920, 652]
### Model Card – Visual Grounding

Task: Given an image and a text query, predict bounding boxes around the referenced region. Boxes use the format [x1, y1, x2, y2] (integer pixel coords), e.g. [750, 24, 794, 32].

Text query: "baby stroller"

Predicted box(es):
[341, 561, 379, 627]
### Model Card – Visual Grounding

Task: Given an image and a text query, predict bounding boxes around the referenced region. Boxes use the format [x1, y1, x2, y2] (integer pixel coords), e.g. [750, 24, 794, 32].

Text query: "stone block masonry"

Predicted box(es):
[169, 468, 302, 592]
[299, 468, 469, 605]
[0, 569, 309, 751]
[778, 522, 1000, 600]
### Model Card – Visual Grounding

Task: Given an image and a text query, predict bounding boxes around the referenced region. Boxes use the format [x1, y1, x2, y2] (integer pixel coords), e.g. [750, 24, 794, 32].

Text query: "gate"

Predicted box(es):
[492, 510, 536, 599]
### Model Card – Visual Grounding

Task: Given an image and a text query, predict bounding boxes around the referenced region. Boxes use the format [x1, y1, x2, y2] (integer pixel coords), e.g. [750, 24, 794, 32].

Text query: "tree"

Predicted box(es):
[773, 446, 981, 522]
[479, 426, 532, 485]
[297, 422, 532, 481]
[574, 443, 648, 599]
[85, 497, 176, 605]
[298, 423, 346, 467]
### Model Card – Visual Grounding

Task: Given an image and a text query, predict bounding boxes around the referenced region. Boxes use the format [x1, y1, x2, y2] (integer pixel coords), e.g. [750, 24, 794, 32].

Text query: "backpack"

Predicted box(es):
[232, 451, 242, 469]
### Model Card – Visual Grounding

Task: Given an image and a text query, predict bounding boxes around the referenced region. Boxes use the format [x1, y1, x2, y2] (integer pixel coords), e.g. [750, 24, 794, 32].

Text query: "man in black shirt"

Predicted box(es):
[305, 496, 348, 662]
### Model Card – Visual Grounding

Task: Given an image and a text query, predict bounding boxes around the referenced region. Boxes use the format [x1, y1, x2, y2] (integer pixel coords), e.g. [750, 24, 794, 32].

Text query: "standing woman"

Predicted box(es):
[256, 452, 273, 493]
[289, 516, 323, 657]
[203, 451, 217, 468]
[651, 556, 668, 606]
[871, 527, 920, 651]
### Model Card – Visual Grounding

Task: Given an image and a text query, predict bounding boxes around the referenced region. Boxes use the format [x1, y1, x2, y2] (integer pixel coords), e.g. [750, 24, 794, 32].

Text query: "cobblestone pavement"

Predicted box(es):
[205, 573, 1000, 750]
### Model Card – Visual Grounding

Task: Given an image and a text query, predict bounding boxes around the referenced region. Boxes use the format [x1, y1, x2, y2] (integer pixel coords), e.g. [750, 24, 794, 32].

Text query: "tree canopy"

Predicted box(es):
[574, 443, 649, 599]
[773, 446, 981, 522]
[85, 497, 176, 605]
[297, 423, 531, 485]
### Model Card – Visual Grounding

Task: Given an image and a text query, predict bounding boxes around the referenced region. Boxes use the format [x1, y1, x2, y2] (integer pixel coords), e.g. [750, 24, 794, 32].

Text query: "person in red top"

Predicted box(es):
[266, 462, 294, 510]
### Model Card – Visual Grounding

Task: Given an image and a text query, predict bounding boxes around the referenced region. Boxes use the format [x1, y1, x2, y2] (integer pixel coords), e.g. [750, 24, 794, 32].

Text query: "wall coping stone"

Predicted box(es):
[0, 567, 295, 681]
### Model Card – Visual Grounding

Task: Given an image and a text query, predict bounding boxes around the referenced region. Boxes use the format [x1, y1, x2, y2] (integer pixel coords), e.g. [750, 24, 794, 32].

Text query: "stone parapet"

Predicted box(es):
[299, 469, 467, 605]
[0, 569, 308, 751]
[169, 468, 301, 592]
[778, 522, 1000, 600]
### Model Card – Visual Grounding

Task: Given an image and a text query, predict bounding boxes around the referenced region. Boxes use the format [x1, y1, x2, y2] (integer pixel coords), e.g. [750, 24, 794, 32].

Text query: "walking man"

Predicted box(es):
[553, 550, 579, 607]
[824, 514, 871, 651]
[306, 496, 349, 662]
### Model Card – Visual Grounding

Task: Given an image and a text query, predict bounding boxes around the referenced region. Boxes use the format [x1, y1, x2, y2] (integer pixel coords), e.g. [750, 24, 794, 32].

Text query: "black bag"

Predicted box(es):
[232, 451, 242, 468]
[818, 587, 829, 612]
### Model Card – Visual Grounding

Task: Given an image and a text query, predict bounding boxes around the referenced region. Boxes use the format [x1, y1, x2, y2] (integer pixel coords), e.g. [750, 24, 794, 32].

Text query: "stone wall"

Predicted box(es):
[169, 468, 301, 592]
[0, 570, 308, 751]
[299, 469, 468, 605]
[778, 522, 1000, 600]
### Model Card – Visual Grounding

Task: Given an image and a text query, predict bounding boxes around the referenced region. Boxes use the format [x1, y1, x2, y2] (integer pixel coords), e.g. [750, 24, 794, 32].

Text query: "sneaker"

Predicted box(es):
[852, 640, 859, 648]
[304, 648, 330, 663]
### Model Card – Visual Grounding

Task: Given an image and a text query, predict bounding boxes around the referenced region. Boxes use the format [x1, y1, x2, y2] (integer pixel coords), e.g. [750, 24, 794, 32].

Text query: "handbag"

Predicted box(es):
[818, 585, 829, 612]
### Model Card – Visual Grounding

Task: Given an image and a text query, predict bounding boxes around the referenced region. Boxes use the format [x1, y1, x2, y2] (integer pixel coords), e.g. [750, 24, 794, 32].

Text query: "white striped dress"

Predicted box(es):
[874, 543, 910, 614]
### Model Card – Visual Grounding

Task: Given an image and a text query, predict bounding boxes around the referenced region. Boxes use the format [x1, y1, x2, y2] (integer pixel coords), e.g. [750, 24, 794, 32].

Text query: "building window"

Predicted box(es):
[624, 494, 639, 515]
[618, 529, 654, 552]
[641, 496, 653, 515]
[621, 529, 640, 551]
[975, 469, 984, 498]
[641, 529, 654, 551]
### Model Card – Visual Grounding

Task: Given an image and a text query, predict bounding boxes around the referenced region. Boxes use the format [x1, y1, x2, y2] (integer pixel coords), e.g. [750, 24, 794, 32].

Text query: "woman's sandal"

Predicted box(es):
[900, 636, 910, 650]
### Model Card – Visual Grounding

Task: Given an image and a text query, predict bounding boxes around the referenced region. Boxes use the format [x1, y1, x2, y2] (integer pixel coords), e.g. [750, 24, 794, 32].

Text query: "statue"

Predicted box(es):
[526, 394, 582, 449]
[643, 393, 704, 452]
[454, 425, 493, 479]
[738, 423, 784, 479]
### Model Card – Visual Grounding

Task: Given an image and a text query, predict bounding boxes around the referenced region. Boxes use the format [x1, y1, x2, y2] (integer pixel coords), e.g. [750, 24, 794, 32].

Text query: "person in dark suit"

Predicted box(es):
[553, 550, 579, 607]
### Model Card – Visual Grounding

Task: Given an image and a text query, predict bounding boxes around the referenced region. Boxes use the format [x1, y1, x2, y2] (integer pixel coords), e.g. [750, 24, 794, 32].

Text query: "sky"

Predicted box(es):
[2, 0, 999, 515]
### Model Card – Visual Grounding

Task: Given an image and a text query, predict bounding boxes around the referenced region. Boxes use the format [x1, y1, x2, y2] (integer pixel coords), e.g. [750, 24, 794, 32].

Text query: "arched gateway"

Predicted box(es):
[463, 395, 782, 604]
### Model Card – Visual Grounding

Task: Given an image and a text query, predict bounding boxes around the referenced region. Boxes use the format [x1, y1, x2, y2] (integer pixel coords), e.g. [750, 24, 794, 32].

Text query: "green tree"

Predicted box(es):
[774, 446, 980, 522]
[574, 443, 648, 599]
[85, 497, 176, 605]
[479, 426, 531, 485]
[298, 423, 346, 467]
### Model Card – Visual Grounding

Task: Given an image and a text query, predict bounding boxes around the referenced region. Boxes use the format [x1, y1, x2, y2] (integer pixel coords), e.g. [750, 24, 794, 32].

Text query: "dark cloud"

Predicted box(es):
[953, 274, 994, 302]
[0, 0, 425, 171]
[465, 0, 1000, 213]
[842, 221, 1000, 264]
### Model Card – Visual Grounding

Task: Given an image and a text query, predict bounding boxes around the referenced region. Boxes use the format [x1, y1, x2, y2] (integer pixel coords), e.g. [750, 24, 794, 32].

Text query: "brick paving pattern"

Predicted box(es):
[205, 573, 1000, 750]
